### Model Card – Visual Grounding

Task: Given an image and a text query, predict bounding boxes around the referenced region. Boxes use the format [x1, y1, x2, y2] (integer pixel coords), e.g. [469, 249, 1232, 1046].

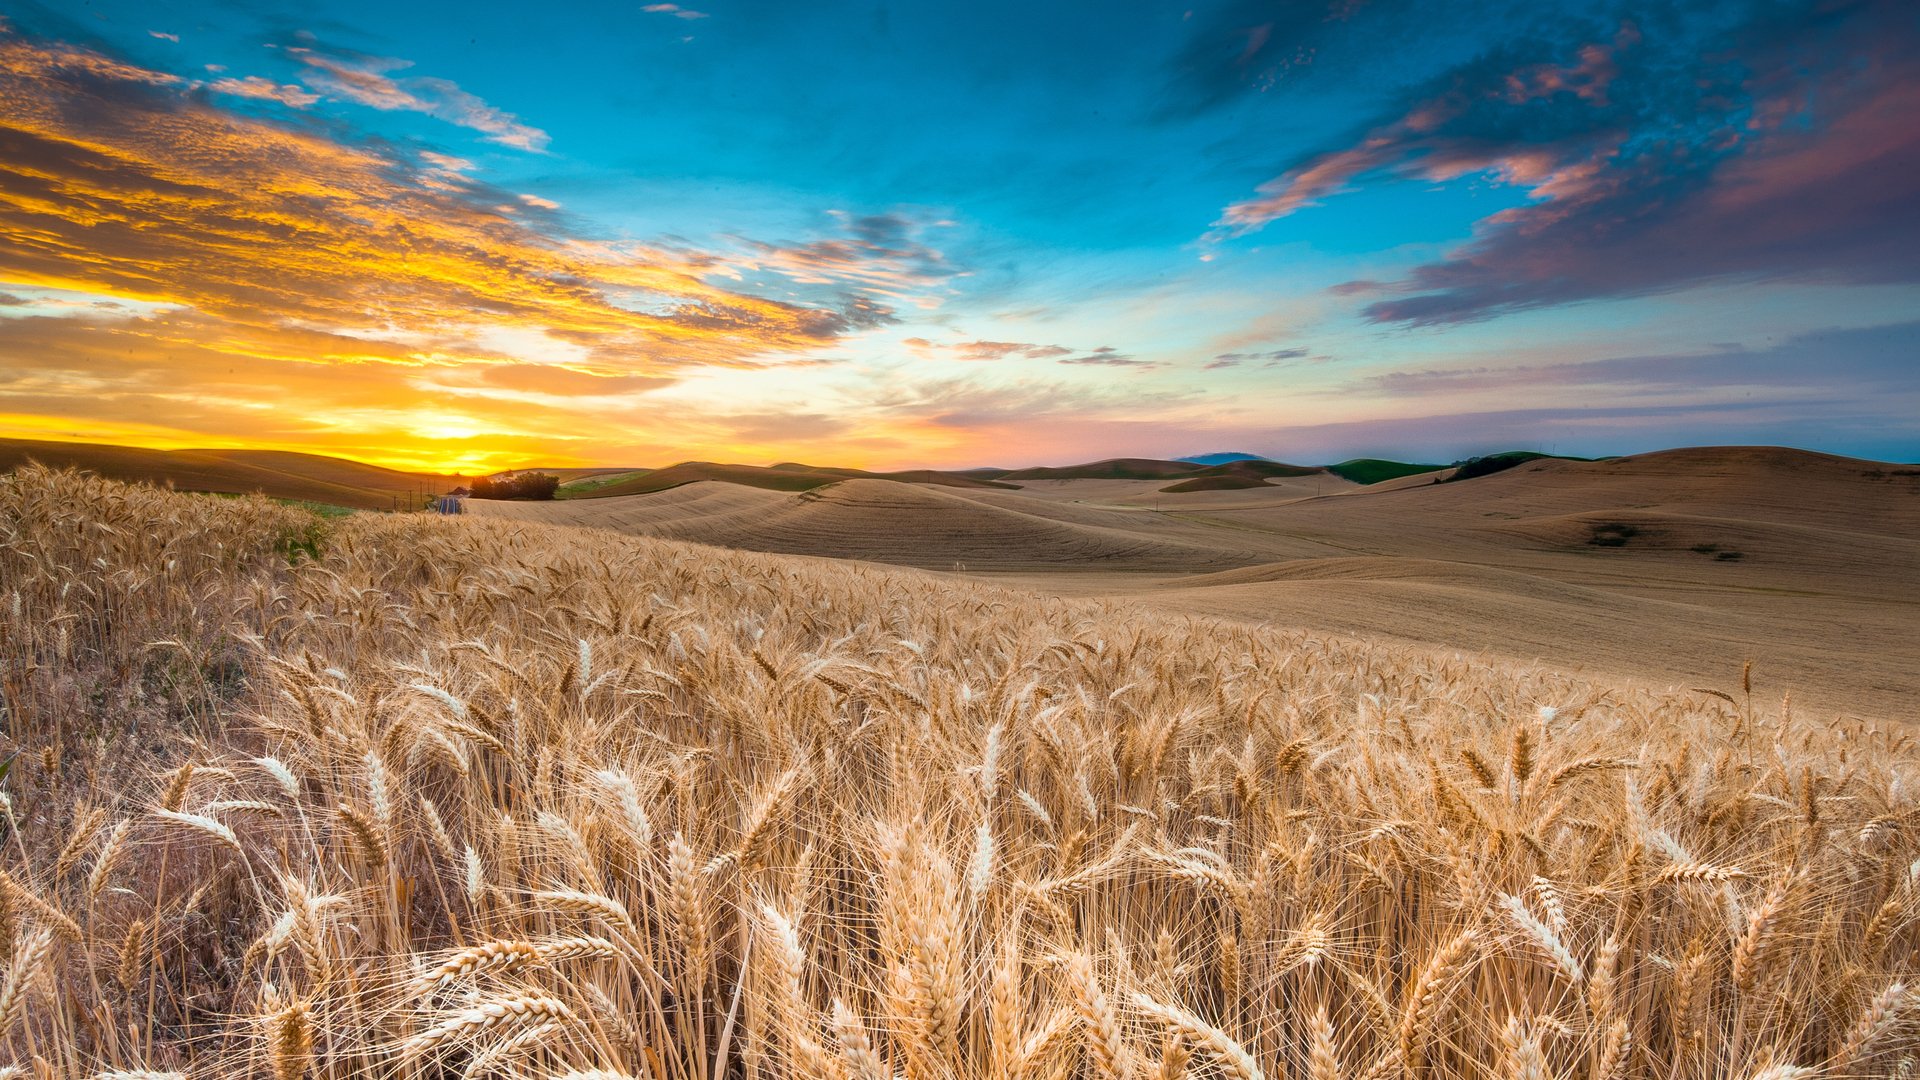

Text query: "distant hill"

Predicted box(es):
[564, 460, 1019, 499]
[1439, 450, 1600, 483]
[0, 438, 462, 510]
[769, 462, 1021, 489]
[1325, 458, 1447, 485]
[996, 458, 1207, 481]
[469, 476, 1251, 573]
[555, 469, 651, 497]
[1178, 452, 1266, 466]
[1158, 459, 1321, 492]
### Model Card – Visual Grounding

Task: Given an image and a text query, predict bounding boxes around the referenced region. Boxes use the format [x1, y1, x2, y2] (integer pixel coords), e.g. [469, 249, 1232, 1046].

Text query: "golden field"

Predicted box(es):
[2, 464, 1917, 1079]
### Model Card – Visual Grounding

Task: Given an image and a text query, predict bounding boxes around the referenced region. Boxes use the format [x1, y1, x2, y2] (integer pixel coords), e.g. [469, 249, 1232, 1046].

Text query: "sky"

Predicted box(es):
[0, 0, 1915, 472]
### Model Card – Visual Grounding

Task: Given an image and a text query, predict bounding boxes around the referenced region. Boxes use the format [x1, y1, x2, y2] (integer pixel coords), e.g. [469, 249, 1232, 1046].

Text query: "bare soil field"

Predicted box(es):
[471, 446, 1920, 720]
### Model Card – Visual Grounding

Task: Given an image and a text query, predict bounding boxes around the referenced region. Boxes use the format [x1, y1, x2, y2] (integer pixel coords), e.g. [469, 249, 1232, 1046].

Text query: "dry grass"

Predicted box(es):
[2, 464, 1917, 1079]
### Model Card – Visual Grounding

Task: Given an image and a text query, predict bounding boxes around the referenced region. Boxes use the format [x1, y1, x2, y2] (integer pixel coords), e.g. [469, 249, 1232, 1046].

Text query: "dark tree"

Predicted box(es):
[470, 471, 561, 500]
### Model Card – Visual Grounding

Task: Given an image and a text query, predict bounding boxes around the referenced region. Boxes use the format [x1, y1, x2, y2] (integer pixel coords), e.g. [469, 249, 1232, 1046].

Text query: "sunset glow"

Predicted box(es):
[1, 3, 1915, 468]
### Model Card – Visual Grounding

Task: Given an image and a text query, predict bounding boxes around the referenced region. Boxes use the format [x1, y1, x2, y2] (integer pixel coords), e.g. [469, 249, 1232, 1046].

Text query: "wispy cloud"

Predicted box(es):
[1158, 0, 1410, 117]
[1057, 347, 1152, 368]
[643, 4, 709, 19]
[858, 373, 1192, 430]
[285, 38, 551, 151]
[207, 75, 320, 108]
[1355, 322, 1920, 400]
[727, 211, 961, 306]
[1206, 346, 1310, 370]
[904, 338, 1148, 367]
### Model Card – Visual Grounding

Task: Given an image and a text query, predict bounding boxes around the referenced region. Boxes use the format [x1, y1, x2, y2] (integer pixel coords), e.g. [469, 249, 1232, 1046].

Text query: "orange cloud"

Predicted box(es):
[0, 28, 946, 470]
[0, 30, 885, 362]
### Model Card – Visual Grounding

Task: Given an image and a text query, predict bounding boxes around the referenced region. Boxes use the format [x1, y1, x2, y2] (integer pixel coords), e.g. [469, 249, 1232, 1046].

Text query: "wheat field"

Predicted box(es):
[1, 465, 1916, 1080]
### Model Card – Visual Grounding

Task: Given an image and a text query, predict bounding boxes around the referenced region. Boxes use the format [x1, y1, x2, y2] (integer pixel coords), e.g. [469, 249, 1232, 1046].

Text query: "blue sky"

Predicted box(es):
[0, 0, 1914, 470]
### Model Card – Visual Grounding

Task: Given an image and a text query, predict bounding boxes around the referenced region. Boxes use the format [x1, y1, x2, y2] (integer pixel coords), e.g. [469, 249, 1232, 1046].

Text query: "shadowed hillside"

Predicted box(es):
[0, 437, 462, 509]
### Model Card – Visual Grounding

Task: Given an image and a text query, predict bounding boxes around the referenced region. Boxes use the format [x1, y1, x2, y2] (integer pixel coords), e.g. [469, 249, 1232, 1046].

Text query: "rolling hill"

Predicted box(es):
[471, 445, 1920, 718]
[0, 437, 463, 510]
[1325, 457, 1447, 484]
[572, 460, 1020, 499]
[9, 437, 1911, 713]
[1157, 459, 1322, 492]
[469, 477, 1257, 572]
[992, 457, 1212, 481]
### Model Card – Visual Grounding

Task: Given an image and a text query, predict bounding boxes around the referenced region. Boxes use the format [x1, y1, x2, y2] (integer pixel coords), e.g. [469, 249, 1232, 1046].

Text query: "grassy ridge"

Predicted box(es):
[1, 465, 1915, 1079]
[1326, 458, 1447, 485]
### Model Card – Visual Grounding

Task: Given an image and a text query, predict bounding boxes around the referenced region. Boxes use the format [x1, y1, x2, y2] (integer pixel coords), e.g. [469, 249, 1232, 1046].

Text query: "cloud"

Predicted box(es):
[730, 211, 961, 304]
[1357, 321, 1920, 399]
[955, 341, 1057, 361]
[1229, 398, 1920, 468]
[1057, 347, 1151, 368]
[148, 31, 179, 44]
[1208, 346, 1310, 369]
[1217, 20, 1642, 231]
[0, 27, 939, 467]
[1214, 1, 1920, 325]
[720, 412, 853, 444]
[858, 374, 1192, 432]
[643, 4, 709, 19]
[1158, 0, 1414, 116]
[474, 364, 676, 397]
[206, 75, 320, 108]
[286, 39, 551, 151]
[904, 338, 1143, 366]
[418, 150, 475, 174]
[0, 28, 858, 359]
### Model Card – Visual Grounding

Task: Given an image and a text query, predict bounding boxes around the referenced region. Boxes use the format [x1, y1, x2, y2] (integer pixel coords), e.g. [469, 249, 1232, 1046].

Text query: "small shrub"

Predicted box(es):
[273, 517, 327, 564]
[1587, 522, 1640, 547]
[1716, 550, 1745, 561]
[1447, 454, 1536, 482]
